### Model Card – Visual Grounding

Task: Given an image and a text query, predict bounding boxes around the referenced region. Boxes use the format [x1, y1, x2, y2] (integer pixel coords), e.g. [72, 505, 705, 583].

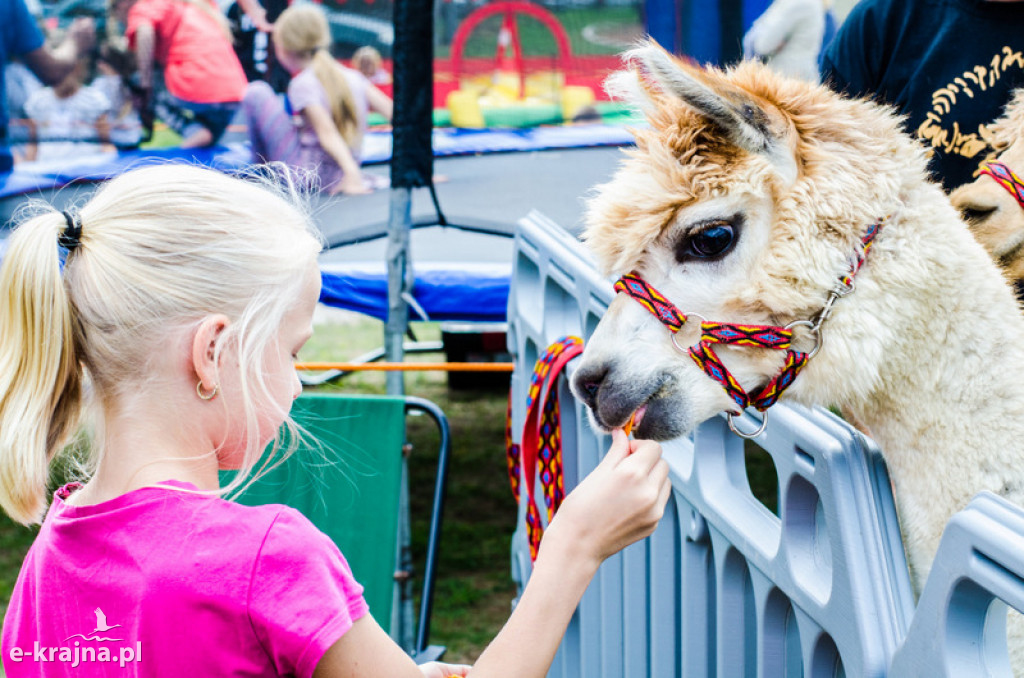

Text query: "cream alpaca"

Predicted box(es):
[572, 42, 1024, 669]
[951, 88, 1024, 289]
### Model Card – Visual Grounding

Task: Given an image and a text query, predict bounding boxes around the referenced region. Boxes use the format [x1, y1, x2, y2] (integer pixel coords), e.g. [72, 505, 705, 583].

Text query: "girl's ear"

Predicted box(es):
[191, 315, 231, 392]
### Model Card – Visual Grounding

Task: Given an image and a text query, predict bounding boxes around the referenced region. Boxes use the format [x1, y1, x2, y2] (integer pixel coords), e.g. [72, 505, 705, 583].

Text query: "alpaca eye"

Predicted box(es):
[688, 223, 735, 258]
[961, 205, 997, 224]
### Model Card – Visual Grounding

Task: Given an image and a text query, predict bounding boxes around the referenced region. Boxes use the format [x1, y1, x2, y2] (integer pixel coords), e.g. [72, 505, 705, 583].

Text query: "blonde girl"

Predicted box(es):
[352, 45, 392, 86]
[242, 4, 393, 195]
[0, 164, 670, 677]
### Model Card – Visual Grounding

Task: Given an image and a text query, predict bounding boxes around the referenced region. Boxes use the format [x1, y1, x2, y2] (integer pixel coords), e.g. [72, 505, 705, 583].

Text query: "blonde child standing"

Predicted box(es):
[352, 45, 392, 87]
[19, 39, 112, 163]
[0, 164, 670, 677]
[242, 5, 393, 195]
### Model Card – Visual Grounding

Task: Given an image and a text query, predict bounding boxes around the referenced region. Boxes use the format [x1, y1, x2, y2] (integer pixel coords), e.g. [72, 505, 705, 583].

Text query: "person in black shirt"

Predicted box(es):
[821, 0, 1024, 190]
[228, 0, 290, 94]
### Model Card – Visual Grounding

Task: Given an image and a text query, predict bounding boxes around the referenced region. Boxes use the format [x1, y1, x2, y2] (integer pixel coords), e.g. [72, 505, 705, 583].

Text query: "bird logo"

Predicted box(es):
[91, 608, 121, 635]
[63, 608, 123, 642]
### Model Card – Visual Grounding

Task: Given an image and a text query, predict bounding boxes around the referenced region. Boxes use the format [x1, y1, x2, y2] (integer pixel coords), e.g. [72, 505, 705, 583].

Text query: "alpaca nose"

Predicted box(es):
[572, 366, 607, 410]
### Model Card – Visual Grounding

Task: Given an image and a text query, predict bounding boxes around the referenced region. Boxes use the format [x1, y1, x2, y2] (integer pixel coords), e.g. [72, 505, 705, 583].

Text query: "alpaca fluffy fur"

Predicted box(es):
[950, 88, 1024, 285]
[574, 42, 1024, 671]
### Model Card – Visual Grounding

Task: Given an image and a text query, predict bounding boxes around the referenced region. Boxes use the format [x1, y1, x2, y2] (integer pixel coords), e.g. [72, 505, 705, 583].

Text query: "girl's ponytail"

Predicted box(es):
[0, 211, 83, 525]
[311, 48, 362, 150]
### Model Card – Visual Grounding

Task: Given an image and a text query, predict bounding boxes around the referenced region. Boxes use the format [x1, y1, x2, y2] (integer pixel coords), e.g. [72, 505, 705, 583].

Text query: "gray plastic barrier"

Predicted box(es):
[507, 211, 1024, 677]
[890, 492, 1024, 678]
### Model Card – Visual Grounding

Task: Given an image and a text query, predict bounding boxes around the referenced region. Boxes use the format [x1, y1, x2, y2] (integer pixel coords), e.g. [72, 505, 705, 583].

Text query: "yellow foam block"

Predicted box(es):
[524, 71, 563, 99]
[560, 85, 596, 122]
[446, 90, 486, 128]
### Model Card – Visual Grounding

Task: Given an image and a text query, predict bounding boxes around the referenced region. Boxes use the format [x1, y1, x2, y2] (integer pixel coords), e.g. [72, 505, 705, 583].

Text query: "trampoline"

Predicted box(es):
[1, 141, 622, 241]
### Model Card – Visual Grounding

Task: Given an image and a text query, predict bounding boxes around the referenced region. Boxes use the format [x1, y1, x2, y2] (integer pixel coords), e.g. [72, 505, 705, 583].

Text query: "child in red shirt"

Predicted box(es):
[118, 0, 248, 146]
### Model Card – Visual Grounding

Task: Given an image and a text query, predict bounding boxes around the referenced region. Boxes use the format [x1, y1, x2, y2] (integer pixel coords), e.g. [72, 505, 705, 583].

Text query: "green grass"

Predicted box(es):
[0, 525, 36, 612]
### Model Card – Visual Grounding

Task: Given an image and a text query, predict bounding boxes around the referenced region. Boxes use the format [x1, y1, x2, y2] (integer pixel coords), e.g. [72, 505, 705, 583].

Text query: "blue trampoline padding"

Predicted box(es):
[0, 123, 636, 200]
[359, 123, 637, 165]
[319, 261, 510, 323]
[0, 144, 253, 199]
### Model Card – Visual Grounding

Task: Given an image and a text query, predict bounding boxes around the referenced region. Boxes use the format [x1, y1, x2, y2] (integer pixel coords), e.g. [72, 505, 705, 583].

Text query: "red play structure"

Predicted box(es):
[433, 1, 619, 106]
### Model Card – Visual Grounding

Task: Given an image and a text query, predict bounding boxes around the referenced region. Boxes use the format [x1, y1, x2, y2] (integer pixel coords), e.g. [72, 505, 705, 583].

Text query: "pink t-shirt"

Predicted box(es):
[125, 0, 247, 103]
[2, 481, 368, 677]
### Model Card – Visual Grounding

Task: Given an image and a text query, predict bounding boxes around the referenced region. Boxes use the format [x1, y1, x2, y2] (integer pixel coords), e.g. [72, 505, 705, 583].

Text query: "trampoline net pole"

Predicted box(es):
[385, 187, 413, 397]
[388, 0, 435, 398]
[385, 13, 429, 645]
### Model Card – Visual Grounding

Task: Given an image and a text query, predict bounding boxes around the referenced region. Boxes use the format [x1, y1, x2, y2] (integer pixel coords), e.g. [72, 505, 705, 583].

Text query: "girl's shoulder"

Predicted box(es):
[293, 65, 326, 88]
[289, 66, 327, 102]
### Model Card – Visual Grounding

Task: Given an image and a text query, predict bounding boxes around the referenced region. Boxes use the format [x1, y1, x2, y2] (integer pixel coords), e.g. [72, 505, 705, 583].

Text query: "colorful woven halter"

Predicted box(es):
[614, 220, 883, 437]
[979, 161, 1024, 210]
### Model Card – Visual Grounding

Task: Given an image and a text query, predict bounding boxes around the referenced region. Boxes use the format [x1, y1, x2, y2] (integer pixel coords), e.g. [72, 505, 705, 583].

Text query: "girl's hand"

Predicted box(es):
[418, 662, 470, 678]
[252, 10, 274, 32]
[68, 17, 96, 55]
[331, 174, 373, 196]
[541, 429, 670, 567]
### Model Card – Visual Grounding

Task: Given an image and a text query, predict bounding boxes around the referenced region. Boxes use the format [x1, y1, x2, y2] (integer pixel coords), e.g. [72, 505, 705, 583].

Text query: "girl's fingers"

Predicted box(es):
[651, 456, 669, 488]
[604, 428, 632, 465]
[623, 439, 664, 473]
[656, 468, 672, 507]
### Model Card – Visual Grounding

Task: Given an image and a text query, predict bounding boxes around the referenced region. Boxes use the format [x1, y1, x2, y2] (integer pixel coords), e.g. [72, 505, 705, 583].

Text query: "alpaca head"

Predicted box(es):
[571, 41, 927, 441]
[949, 89, 1024, 286]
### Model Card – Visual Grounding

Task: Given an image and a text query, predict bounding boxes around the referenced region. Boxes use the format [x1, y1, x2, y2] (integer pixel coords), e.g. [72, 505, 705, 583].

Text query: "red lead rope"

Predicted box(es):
[505, 336, 584, 561]
[614, 220, 883, 420]
[979, 162, 1024, 210]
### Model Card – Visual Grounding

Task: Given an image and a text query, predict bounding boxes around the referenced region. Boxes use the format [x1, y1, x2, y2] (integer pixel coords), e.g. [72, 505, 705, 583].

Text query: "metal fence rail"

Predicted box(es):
[507, 210, 1024, 677]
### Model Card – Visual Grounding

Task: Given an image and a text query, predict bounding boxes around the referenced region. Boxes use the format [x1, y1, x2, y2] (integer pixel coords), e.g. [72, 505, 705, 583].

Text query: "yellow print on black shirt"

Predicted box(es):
[917, 46, 1024, 159]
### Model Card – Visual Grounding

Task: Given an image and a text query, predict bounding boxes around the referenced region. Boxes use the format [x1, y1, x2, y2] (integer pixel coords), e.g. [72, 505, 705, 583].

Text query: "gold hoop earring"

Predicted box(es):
[196, 380, 219, 401]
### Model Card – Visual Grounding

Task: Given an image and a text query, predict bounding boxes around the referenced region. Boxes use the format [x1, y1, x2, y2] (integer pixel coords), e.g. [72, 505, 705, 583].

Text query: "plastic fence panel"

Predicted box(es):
[890, 492, 1024, 678]
[507, 211, 917, 677]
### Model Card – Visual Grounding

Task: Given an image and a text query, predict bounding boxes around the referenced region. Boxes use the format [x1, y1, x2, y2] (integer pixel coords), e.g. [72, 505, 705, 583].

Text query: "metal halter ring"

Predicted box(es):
[784, 319, 823, 358]
[728, 409, 769, 438]
[668, 312, 708, 354]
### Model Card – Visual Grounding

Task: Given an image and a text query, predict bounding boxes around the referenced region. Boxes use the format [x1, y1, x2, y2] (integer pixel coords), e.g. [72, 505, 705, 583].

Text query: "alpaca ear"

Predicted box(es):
[616, 40, 779, 155]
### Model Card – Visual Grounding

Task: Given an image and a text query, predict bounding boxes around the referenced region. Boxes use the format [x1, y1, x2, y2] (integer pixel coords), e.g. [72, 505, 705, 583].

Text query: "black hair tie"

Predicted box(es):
[59, 210, 83, 251]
